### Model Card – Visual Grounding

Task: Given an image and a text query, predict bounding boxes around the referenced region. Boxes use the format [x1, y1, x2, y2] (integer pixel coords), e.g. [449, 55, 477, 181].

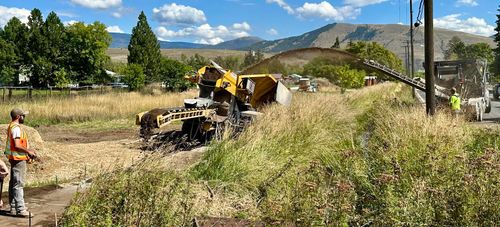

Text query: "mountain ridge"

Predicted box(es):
[109, 33, 262, 50]
[109, 23, 495, 65]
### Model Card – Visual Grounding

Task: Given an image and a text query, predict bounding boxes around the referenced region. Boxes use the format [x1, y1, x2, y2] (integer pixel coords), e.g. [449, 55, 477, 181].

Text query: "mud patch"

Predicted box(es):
[36, 126, 136, 144]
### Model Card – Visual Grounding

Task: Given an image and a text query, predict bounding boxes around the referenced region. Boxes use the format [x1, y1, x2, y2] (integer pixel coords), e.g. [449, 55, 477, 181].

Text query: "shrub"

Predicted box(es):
[122, 63, 145, 91]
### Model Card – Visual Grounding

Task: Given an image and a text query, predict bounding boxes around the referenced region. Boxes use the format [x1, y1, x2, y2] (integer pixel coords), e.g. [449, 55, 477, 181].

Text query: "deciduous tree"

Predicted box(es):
[42, 12, 67, 86]
[0, 37, 18, 85]
[242, 50, 264, 68]
[1, 17, 28, 85]
[26, 8, 48, 87]
[159, 58, 192, 91]
[444, 36, 466, 60]
[122, 64, 145, 91]
[183, 53, 209, 70]
[66, 22, 111, 84]
[303, 58, 365, 89]
[213, 56, 241, 71]
[346, 41, 403, 71]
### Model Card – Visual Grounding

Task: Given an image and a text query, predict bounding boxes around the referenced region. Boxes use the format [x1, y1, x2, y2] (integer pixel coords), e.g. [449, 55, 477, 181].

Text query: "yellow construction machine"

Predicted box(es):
[136, 61, 292, 141]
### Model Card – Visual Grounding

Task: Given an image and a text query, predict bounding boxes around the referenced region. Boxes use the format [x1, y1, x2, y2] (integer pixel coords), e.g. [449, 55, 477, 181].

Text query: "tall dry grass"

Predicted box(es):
[0, 90, 197, 125]
[62, 83, 499, 226]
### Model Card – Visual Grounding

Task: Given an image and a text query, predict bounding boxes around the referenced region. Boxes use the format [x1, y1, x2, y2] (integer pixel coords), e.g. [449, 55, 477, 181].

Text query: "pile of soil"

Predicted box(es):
[0, 124, 56, 176]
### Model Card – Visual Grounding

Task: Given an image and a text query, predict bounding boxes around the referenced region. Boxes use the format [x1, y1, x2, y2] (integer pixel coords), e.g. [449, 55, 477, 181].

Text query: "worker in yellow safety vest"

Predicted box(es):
[449, 88, 461, 117]
[4, 108, 36, 217]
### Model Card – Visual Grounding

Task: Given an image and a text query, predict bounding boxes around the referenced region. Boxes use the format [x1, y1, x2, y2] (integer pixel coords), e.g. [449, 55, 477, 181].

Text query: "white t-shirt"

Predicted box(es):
[10, 125, 29, 149]
[11, 126, 21, 139]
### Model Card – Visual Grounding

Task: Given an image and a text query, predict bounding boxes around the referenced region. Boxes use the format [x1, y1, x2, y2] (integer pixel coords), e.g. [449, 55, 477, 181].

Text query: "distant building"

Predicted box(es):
[106, 70, 124, 83]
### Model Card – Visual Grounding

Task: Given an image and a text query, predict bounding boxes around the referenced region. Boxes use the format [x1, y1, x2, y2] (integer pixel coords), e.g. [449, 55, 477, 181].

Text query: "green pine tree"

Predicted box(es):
[128, 11, 161, 83]
[331, 36, 340, 48]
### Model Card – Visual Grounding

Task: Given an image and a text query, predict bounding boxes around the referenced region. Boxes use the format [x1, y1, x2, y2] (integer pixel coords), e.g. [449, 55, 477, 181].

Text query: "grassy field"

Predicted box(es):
[60, 83, 499, 226]
[107, 48, 275, 63]
[0, 90, 197, 126]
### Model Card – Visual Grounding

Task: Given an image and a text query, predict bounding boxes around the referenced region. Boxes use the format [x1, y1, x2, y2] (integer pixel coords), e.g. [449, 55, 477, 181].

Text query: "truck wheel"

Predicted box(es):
[485, 102, 492, 113]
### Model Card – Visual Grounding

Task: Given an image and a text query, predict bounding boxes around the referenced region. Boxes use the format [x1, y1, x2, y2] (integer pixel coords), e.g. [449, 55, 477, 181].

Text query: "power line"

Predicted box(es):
[398, 0, 401, 23]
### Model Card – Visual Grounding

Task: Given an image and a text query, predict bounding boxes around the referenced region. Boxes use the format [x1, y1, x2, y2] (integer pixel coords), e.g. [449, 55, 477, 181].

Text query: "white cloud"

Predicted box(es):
[155, 23, 250, 45]
[106, 25, 124, 33]
[296, 2, 360, 21]
[434, 14, 495, 37]
[55, 11, 78, 18]
[343, 0, 388, 7]
[266, 0, 294, 14]
[70, 0, 122, 9]
[152, 3, 206, 26]
[456, 0, 478, 6]
[267, 28, 279, 36]
[0, 5, 30, 28]
[232, 22, 251, 31]
[63, 20, 79, 26]
[111, 7, 134, 18]
[196, 38, 225, 45]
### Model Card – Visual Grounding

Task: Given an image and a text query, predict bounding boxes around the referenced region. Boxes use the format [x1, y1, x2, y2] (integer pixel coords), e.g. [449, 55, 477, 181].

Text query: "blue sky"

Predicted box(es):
[0, 0, 497, 44]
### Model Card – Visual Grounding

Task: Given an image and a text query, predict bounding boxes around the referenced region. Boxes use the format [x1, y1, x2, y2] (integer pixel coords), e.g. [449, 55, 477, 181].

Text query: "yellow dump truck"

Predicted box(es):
[136, 61, 292, 141]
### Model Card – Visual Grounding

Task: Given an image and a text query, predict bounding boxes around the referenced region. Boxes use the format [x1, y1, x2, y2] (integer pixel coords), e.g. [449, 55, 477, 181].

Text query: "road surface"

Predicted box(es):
[479, 99, 500, 123]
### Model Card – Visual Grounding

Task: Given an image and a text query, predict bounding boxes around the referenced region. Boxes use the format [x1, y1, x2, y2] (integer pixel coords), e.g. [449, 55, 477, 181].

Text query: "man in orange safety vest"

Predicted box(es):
[4, 108, 37, 217]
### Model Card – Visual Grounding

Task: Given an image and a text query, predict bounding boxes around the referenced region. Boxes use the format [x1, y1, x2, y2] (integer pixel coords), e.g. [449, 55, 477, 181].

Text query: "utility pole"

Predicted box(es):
[410, 0, 415, 78]
[424, 0, 435, 115]
[406, 40, 411, 75]
[402, 41, 410, 75]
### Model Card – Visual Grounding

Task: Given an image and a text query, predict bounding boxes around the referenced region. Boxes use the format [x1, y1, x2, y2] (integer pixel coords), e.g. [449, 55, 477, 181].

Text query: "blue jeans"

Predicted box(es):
[9, 160, 26, 212]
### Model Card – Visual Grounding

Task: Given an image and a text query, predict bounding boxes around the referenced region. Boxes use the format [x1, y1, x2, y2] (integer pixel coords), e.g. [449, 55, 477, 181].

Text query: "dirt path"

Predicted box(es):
[0, 126, 143, 226]
[0, 125, 206, 226]
[0, 184, 83, 226]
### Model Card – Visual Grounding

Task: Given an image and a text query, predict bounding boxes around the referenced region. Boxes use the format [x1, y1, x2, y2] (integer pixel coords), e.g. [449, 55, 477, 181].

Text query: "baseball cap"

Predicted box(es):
[10, 108, 29, 119]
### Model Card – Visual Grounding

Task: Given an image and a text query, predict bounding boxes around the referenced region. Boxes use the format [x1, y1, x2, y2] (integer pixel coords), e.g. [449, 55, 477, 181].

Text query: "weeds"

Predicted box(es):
[62, 83, 500, 226]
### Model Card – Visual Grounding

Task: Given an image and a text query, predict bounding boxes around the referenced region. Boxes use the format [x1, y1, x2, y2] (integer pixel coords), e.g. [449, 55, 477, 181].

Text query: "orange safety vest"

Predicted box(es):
[4, 122, 29, 161]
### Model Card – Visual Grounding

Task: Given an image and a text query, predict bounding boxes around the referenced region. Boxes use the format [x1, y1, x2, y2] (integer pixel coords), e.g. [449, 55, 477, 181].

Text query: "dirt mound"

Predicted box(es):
[313, 77, 333, 87]
[242, 47, 360, 74]
[0, 124, 56, 175]
[0, 124, 44, 148]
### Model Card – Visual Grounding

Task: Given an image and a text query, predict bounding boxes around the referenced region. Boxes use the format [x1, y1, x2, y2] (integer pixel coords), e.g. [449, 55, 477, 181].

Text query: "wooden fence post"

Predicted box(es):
[8, 88, 12, 100]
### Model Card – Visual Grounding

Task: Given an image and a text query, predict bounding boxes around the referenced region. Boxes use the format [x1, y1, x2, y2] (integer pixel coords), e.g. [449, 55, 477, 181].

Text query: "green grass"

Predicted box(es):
[61, 83, 500, 226]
